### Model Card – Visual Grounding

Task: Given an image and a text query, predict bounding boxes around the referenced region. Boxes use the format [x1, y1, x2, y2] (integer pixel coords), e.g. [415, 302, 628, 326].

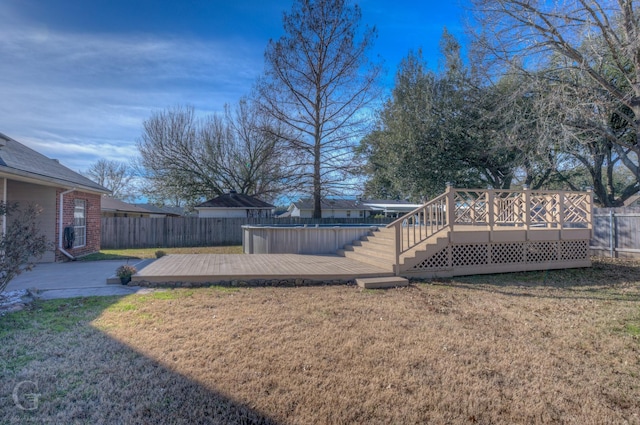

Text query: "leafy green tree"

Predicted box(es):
[258, 0, 382, 217]
[360, 49, 475, 200]
[360, 32, 527, 200]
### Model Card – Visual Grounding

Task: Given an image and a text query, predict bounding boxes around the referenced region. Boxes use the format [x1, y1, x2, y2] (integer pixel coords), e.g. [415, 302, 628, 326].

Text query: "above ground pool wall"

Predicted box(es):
[242, 225, 379, 254]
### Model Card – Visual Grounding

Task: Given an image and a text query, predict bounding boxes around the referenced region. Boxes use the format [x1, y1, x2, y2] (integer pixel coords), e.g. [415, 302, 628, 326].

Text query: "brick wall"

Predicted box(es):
[55, 190, 102, 261]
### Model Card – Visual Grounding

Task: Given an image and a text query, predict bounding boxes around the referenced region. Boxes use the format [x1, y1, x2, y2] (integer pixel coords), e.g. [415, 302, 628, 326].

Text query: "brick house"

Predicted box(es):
[0, 132, 110, 261]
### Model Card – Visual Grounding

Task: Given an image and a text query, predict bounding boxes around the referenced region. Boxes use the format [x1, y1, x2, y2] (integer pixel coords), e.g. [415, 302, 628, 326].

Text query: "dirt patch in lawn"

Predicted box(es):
[2, 259, 640, 424]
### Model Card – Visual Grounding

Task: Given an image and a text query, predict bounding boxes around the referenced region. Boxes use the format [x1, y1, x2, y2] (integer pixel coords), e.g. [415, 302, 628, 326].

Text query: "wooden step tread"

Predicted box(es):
[337, 250, 394, 271]
[356, 276, 409, 289]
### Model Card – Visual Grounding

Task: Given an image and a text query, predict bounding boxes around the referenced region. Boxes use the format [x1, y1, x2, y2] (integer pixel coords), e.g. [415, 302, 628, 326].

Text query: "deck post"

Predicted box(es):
[523, 185, 531, 232]
[487, 187, 495, 235]
[394, 223, 401, 275]
[558, 191, 565, 229]
[587, 187, 593, 235]
[446, 182, 455, 232]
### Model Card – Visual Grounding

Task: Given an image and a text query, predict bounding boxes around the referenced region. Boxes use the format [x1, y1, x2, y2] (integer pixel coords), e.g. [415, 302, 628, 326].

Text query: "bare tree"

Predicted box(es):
[0, 203, 49, 294]
[471, 0, 640, 205]
[258, 0, 382, 218]
[84, 159, 137, 201]
[137, 100, 300, 206]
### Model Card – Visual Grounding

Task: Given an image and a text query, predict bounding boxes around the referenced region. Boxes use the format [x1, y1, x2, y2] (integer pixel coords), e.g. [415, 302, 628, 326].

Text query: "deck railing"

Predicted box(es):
[386, 185, 593, 272]
[386, 193, 449, 268]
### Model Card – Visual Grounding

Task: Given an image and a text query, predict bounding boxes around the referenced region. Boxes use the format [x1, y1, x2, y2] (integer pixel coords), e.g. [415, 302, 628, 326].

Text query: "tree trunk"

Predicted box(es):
[313, 130, 322, 219]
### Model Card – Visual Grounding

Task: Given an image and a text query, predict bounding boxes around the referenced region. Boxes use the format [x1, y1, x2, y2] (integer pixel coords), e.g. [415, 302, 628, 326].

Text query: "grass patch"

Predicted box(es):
[107, 303, 138, 312]
[2, 260, 640, 423]
[625, 323, 640, 336]
[147, 289, 194, 300]
[0, 297, 116, 337]
[78, 245, 243, 261]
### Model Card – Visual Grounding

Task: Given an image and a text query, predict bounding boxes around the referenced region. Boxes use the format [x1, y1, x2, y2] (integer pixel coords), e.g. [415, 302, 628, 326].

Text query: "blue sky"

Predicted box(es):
[0, 0, 469, 173]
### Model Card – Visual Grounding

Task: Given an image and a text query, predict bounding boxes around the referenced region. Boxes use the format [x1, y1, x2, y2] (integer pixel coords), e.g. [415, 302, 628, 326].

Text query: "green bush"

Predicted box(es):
[155, 250, 167, 259]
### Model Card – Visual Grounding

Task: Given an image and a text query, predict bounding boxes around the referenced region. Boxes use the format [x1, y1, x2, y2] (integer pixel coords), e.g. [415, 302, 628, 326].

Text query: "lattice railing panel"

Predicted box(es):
[527, 241, 559, 263]
[452, 244, 488, 267]
[454, 190, 488, 225]
[563, 193, 589, 224]
[529, 194, 558, 226]
[491, 242, 525, 264]
[493, 192, 526, 226]
[561, 240, 588, 260]
[411, 246, 449, 270]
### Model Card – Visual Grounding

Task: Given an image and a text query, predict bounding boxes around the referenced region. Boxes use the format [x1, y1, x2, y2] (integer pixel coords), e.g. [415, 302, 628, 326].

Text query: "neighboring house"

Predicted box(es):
[286, 198, 372, 218]
[134, 203, 190, 218]
[194, 191, 275, 218]
[283, 198, 424, 219]
[0, 132, 110, 262]
[362, 199, 423, 218]
[101, 196, 155, 218]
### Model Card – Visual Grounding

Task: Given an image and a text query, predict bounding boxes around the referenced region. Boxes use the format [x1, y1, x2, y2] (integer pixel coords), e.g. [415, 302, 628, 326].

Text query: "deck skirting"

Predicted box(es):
[400, 237, 590, 278]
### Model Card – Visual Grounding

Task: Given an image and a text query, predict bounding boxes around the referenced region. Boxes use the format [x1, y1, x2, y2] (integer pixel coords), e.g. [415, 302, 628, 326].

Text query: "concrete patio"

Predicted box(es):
[5, 259, 154, 299]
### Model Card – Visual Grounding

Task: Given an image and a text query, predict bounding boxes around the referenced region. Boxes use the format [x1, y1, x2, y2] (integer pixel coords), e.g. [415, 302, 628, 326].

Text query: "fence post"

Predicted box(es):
[609, 209, 615, 258]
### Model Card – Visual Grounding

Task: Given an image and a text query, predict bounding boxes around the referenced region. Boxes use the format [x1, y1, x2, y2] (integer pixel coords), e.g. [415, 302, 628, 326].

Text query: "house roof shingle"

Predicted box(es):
[102, 197, 154, 214]
[0, 132, 109, 193]
[195, 192, 274, 209]
[134, 203, 193, 217]
[362, 199, 417, 205]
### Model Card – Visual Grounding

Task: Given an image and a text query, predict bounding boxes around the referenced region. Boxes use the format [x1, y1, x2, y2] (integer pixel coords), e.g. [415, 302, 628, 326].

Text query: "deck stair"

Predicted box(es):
[337, 228, 450, 274]
[356, 276, 409, 289]
[337, 227, 396, 272]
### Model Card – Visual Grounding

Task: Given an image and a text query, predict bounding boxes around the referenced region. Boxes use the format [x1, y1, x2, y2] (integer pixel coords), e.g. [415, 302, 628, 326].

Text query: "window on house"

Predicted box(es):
[359, 210, 364, 218]
[74, 199, 86, 247]
[346, 210, 351, 218]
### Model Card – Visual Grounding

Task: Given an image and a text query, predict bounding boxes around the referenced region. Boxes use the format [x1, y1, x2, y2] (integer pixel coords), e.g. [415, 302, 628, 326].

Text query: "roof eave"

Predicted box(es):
[0, 166, 111, 195]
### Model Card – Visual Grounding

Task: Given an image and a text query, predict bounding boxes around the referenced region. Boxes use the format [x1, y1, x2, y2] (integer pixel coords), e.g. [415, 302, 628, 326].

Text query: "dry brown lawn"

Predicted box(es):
[2, 257, 640, 424]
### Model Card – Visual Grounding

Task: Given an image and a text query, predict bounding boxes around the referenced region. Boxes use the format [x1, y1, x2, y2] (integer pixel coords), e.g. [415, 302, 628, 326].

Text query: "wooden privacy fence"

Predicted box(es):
[591, 208, 640, 258]
[101, 217, 393, 249]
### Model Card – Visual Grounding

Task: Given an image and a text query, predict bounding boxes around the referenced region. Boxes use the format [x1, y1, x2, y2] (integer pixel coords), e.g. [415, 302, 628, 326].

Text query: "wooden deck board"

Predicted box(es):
[134, 254, 393, 284]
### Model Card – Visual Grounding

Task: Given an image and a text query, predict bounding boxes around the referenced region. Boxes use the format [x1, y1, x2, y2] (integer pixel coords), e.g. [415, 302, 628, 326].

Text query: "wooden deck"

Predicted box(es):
[133, 254, 393, 284]
[131, 188, 593, 285]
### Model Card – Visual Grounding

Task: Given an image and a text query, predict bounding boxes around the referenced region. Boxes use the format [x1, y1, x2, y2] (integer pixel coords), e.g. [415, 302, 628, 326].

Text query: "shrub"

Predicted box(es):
[0, 202, 50, 294]
[115, 264, 137, 278]
[155, 250, 167, 259]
